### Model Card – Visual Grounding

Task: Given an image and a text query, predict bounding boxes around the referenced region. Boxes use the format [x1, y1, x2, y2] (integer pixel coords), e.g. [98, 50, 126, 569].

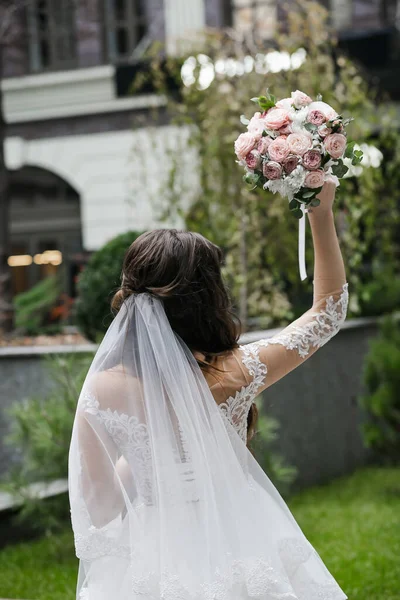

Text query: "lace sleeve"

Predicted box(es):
[238, 283, 348, 398]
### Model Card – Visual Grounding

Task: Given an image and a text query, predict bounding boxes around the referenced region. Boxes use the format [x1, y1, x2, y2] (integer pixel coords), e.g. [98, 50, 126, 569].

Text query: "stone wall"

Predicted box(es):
[0, 319, 377, 487]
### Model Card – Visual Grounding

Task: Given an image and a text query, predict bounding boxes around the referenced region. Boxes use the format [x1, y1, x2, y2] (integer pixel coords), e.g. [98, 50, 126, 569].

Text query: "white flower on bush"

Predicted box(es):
[343, 143, 383, 178]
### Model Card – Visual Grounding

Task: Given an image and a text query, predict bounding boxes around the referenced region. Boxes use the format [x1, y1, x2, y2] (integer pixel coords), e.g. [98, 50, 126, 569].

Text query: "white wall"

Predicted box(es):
[6, 125, 198, 251]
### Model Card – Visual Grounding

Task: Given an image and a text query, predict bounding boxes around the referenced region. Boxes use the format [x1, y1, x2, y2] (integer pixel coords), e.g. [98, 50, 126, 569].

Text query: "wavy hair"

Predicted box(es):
[112, 229, 258, 445]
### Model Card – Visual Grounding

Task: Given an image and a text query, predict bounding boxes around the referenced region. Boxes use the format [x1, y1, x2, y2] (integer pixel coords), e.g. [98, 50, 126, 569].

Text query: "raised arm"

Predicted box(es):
[239, 178, 348, 394]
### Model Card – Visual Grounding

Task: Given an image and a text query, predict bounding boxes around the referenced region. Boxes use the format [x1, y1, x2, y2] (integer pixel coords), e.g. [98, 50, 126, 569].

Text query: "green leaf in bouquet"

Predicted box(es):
[289, 198, 299, 210]
[240, 114, 250, 126]
[250, 97, 260, 104]
[304, 123, 317, 132]
[292, 207, 303, 219]
[321, 153, 331, 167]
[309, 198, 321, 207]
[301, 191, 316, 199]
[243, 172, 260, 186]
[331, 159, 349, 178]
[262, 130, 268, 137]
[352, 150, 363, 165]
[345, 141, 356, 158]
[316, 93, 323, 101]
[256, 175, 266, 189]
[342, 117, 354, 127]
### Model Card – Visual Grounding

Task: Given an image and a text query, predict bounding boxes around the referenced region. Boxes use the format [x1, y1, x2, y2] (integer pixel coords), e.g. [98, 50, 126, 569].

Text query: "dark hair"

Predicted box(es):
[112, 229, 258, 446]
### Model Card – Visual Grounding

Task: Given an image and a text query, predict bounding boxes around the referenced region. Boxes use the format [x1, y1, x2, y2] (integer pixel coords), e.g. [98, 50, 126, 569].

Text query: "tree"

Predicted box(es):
[136, 0, 400, 328]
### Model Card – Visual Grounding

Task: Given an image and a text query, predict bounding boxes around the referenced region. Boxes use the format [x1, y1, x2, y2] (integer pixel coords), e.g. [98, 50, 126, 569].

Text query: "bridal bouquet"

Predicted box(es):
[235, 90, 363, 219]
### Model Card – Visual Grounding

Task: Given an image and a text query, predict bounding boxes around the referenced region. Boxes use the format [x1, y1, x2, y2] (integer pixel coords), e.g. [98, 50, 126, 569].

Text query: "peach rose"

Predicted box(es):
[287, 132, 312, 156]
[278, 123, 293, 135]
[245, 150, 261, 170]
[264, 108, 292, 131]
[303, 149, 322, 170]
[305, 170, 325, 188]
[257, 137, 271, 155]
[247, 112, 266, 139]
[291, 90, 312, 108]
[268, 136, 290, 163]
[324, 133, 347, 159]
[318, 124, 331, 138]
[263, 161, 283, 180]
[283, 155, 299, 174]
[276, 97, 293, 110]
[307, 101, 338, 121]
[234, 132, 257, 161]
[307, 109, 326, 126]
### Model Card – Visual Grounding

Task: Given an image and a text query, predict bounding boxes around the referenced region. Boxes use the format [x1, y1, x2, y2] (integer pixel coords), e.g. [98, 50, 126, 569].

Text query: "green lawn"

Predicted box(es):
[0, 467, 399, 600]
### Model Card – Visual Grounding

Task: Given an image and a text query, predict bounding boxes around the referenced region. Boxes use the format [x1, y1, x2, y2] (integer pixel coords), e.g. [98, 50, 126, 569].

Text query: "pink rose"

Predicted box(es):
[305, 170, 325, 188]
[287, 132, 312, 156]
[264, 108, 292, 131]
[278, 123, 293, 135]
[318, 124, 331, 138]
[303, 149, 322, 170]
[245, 150, 261, 170]
[276, 97, 293, 110]
[307, 109, 326, 126]
[291, 90, 313, 108]
[257, 137, 271, 155]
[263, 161, 283, 180]
[247, 112, 266, 139]
[283, 155, 299, 174]
[324, 133, 347, 159]
[268, 136, 290, 163]
[234, 132, 257, 161]
[308, 101, 338, 121]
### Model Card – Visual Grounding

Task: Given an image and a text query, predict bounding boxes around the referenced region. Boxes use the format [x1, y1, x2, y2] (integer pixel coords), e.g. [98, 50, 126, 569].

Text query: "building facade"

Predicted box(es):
[2, 0, 397, 296]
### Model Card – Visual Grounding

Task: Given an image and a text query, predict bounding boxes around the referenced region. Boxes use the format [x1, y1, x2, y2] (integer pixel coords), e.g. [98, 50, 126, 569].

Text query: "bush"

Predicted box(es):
[2, 353, 93, 534]
[75, 230, 143, 341]
[359, 268, 400, 317]
[253, 399, 297, 493]
[14, 276, 61, 336]
[359, 316, 400, 462]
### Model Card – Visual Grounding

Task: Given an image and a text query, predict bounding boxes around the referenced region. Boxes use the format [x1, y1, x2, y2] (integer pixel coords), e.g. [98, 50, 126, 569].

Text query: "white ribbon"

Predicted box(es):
[298, 204, 307, 281]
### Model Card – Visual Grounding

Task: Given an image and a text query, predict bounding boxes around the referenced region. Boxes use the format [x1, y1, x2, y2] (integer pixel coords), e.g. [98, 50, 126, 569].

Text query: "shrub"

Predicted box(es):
[359, 268, 400, 317]
[75, 230, 143, 341]
[2, 353, 93, 534]
[359, 316, 400, 463]
[14, 276, 61, 335]
[253, 399, 297, 493]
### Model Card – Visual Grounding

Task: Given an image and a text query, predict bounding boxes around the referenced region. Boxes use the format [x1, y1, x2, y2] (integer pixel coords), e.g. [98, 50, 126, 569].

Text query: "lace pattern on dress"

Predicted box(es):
[257, 283, 349, 359]
[82, 390, 153, 504]
[219, 284, 348, 444]
[218, 343, 267, 444]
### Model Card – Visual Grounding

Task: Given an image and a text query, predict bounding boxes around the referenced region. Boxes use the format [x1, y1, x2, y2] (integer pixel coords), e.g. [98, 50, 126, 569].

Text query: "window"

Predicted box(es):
[28, 0, 77, 72]
[232, 0, 277, 41]
[104, 0, 147, 62]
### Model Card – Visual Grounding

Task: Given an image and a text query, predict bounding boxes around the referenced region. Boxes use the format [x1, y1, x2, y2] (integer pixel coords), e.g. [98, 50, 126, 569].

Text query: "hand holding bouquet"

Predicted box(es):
[235, 90, 363, 219]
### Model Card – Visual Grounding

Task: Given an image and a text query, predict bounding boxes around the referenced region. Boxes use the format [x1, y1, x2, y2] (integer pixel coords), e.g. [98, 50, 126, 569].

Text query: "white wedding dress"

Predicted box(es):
[69, 275, 349, 600]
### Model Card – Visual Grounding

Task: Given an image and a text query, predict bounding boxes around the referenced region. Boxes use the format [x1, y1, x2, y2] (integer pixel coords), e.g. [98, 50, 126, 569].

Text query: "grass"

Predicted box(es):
[0, 466, 399, 600]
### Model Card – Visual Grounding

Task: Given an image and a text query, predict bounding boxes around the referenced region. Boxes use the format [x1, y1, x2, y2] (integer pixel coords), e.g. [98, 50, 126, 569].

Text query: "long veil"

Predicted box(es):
[68, 293, 346, 600]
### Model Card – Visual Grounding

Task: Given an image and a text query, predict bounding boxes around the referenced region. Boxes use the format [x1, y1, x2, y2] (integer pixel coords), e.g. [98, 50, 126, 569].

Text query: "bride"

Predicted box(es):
[69, 178, 348, 600]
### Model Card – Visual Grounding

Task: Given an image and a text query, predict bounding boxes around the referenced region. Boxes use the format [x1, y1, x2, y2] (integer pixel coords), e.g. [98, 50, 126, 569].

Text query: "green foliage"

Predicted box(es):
[75, 230, 143, 341]
[135, 0, 400, 326]
[252, 399, 297, 493]
[359, 317, 400, 462]
[1, 467, 398, 600]
[14, 276, 61, 335]
[2, 353, 93, 534]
